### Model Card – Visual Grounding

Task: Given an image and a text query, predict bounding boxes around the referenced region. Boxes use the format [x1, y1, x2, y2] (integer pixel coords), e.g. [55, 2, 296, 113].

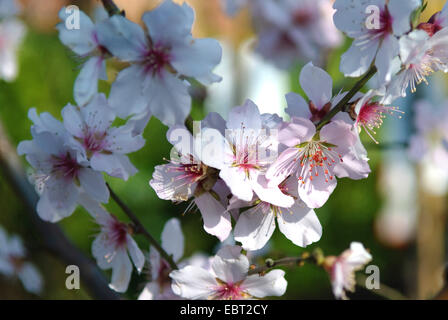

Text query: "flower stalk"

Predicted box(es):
[316, 66, 378, 130]
[248, 252, 315, 275]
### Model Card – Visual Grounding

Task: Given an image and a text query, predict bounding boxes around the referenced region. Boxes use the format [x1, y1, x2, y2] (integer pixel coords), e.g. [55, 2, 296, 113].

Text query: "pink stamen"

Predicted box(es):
[215, 282, 244, 300]
[52, 152, 80, 180]
[108, 216, 128, 249]
[356, 100, 403, 144]
[143, 43, 171, 76]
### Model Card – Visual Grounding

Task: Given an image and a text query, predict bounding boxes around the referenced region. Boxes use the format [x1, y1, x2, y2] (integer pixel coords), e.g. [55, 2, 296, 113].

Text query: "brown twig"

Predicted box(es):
[316, 66, 377, 130]
[100, 0, 122, 16]
[248, 255, 312, 275]
[107, 184, 178, 270]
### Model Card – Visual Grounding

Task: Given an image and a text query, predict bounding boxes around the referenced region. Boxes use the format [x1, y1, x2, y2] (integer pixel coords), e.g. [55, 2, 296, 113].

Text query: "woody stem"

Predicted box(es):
[107, 184, 178, 270]
[100, 0, 122, 16]
[316, 66, 377, 130]
[248, 254, 314, 275]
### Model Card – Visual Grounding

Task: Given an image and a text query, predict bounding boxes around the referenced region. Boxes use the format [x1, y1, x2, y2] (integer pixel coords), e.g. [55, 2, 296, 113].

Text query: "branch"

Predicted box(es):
[248, 252, 409, 300]
[316, 66, 377, 130]
[368, 141, 409, 150]
[248, 254, 314, 275]
[100, 0, 123, 16]
[107, 184, 179, 270]
[0, 122, 120, 300]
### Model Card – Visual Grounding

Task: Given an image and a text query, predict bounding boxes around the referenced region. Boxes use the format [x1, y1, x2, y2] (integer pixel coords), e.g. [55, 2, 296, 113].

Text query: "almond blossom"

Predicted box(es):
[353, 90, 403, 144]
[61, 93, 145, 181]
[17, 110, 109, 222]
[323, 242, 372, 300]
[286, 62, 355, 123]
[0, 0, 25, 82]
[0, 226, 43, 295]
[198, 99, 280, 203]
[232, 177, 322, 250]
[150, 125, 232, 241]
[80, 195, 145, 293]
[333, 0, 421, 85]
[383, 28, 448, 103]
[57, 7, 111, 106]
[170, 245, 287, 300]
[226, 0, 341, 69]
[266, 118, 371, 208]
[99, 0, 222, 129]
[417, 1, 448, 35]
[139, 218, 210, 300]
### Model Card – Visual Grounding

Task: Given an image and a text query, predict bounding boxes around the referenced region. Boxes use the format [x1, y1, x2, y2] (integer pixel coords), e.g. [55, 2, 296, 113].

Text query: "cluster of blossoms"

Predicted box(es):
[0, 226, 42, 295]
[335, 0, 448, 103]
[223, 0, 342, 69]
[13, 0, 448, 300]
[0, 0, 26, 81]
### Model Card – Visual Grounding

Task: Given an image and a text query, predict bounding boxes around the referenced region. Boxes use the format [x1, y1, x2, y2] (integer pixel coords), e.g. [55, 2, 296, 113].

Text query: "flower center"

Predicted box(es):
[418, 12, 444, 36]
[405, 52, 438, 94]
[143, 44, 171, 75]
[157, 259, 172, 289]
[356, 101, 403, 144]
[277, 32, 297, 51]
[165, 154, 208, 201]
[83, 130, 107, 154]
[229, 127, 271, 177]
[418, 22, 442, 37]
[52, 152, 80, 180]
[93, 32, 111, 57]
[109, 216, 128, 249]
[359, 7, 393, 49]
[296, 140, 342, 184]
[214, 280, 244, 300]
[293, 9, 313, 27]
[374, 7, 393, 36]
[309, 101, 332, 123]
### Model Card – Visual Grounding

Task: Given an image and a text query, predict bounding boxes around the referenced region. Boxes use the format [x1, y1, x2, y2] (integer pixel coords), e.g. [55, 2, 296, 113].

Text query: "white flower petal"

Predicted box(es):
[161, 218, 184, 262]
[277, 203, 322, 247]
[18, 263, 43, 295]
[243, 269, 287, 298]
[212, 246, 249, 283]
[126, 235, 145, 273]
[170, 265, 218, 300]
[78, 168, 109, 203]
[171, 38, 222, 85]
[300, 62, 332, 108]
[194, 192, 232, 241]
[109, 248, 133, 293]
[234, 204, 276, 251]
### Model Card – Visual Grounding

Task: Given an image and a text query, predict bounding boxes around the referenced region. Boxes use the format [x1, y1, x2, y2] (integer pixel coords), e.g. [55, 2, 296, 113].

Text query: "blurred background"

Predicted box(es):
[0, 0, 447, 299]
